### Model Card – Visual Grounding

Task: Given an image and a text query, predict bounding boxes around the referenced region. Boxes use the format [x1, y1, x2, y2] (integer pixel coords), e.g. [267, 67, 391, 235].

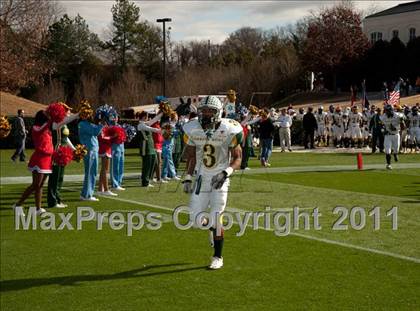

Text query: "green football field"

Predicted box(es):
[1, 149, 419, 310]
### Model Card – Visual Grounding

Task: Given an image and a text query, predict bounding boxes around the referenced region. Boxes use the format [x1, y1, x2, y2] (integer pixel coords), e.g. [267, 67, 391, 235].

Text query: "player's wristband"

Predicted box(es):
[224, 167, 234, 177]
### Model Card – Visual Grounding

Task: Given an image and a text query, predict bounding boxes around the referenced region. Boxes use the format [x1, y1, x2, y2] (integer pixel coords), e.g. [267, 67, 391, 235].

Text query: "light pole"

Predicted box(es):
[156, 18, 172, 97]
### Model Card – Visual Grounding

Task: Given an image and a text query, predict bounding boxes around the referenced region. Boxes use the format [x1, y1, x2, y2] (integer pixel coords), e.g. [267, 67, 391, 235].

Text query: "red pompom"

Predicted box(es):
[109, 126, 126, 144]
[102, 126, 113, 138]
[52, 146, 73, 166]
[47, 103, 67, 123]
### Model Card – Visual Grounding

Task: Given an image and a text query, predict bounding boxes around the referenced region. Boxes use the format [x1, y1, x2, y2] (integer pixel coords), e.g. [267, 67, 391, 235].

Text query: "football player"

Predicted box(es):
[349, 106, 363, 148]
[315, 106, 327, 147]
[332, 106, 344, 148]
[342, 107, 351, 148]
[366, 105, 378, 148]
[325, 105, 335, 146]
[407, 106, 420, 152]
[393, 105, 407, 153]
[182, 96, 243, 270]
[295, 107, 305, 121]
[380, 105, 403, 169]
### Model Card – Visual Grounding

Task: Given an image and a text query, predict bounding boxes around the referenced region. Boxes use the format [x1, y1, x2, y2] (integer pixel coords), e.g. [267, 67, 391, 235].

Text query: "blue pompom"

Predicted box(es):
[95, 104, 118, 124]
[154, 96, 167, 104]
[122, 123, 137, 142]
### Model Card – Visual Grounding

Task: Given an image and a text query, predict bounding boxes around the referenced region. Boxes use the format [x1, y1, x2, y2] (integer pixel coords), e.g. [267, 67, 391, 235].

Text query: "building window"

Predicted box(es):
[392, 30, 399, 38]
[370, 32, 383, 43]
[409, 28, 416, 40]
[370, 32, 376, 43]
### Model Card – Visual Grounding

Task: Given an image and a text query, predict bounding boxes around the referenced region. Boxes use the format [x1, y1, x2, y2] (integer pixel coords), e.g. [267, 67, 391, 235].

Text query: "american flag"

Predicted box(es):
[388, 82, 401, 106]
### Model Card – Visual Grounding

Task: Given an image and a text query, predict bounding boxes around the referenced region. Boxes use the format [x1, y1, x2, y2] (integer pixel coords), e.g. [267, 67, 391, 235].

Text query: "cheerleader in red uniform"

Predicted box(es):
[14, 110, 52, 215]
[97, 126, 117, 196]
[152, 121, 165, 183]
[14, 106, 78, 215]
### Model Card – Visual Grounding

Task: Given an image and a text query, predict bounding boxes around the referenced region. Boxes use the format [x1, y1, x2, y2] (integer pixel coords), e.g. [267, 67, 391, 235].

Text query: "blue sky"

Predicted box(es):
[59, 1, 410, 43]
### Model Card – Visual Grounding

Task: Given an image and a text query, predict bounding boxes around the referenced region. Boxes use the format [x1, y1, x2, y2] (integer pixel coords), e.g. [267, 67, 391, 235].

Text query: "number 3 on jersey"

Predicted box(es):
[203, 144, 216, 168]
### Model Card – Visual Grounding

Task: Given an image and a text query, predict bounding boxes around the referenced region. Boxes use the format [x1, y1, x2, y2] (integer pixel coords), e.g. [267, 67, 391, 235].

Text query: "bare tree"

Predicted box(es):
[0, 0, 62, 92]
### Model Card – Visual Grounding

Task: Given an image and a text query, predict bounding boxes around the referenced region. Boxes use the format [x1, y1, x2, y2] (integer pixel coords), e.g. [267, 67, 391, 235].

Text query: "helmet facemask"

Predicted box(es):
[198, 107, 220, 130]
[197, 96, 223, 132]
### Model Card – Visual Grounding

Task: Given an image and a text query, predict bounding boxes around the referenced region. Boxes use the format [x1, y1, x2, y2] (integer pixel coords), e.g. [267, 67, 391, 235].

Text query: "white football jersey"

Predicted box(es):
[183, 118, 243, 176]
[380, 113, 401, 135]
[315, 112, 327, 126]
[408, 113, 420, 128]
[349, 112, 362, 127]
[333, 112, 344, 126]
[295, 113, 304, 121]
[326, 111, 334, 125]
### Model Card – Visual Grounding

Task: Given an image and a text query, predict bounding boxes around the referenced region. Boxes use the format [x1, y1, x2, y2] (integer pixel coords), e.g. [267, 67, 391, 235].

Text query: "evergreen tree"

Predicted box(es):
[106, 0, 140, 71]
[46, 14, 101, 103]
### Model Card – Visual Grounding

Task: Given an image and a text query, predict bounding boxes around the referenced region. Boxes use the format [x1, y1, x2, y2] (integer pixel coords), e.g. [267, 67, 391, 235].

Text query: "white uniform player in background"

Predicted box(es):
[183, 95, 243, 270]
[366, 105, 377, 147]
[295, 108, 305, 121]
[315, 106, 327, 146]
[349, 106, 363, 148]
[380, 105, 402, 169]
[361, 107, 371, 147]
[395, 106, 408, 152]
[332, 106, 344, 147]
[407, 106, 420, 152]
[325, 105, 335, 146]
[342, 107, 351, 147]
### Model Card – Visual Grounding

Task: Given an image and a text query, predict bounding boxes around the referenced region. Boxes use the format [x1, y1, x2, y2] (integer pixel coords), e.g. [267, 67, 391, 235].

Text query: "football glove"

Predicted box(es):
[182, 174, 193, 193]
[211, 171, 229, 190]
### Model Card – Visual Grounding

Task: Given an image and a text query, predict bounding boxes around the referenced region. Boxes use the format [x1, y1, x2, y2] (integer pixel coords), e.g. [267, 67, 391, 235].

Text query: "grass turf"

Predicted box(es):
[1, 151, 419, 310]
[1, 148, 420, 177]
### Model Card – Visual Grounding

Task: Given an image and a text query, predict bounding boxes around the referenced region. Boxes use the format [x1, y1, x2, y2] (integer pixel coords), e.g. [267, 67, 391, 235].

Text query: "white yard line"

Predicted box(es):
[62, 187, 420, 264]
[2, 162, 420, 185]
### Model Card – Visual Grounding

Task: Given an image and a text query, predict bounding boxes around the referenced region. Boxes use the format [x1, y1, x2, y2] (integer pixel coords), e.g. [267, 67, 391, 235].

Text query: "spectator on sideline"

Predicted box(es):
[240, 114, 253, 170]
[11, 109, 27, 162]
[302, 106, 318, 149]
[277, 108, 293, 152]
[249, 108, 275, 167]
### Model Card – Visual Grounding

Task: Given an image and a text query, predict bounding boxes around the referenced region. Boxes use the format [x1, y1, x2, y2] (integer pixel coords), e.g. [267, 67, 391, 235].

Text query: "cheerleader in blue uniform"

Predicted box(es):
[110, 115, 125, 191]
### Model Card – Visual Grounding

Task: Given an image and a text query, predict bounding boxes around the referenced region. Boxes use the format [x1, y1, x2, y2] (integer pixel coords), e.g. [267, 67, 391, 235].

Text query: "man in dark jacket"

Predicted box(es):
[11, 109, 27, 162]
[248, 108, 275, 166]
[369, 108, 384, 153]
[257, 109, 275, 166]
[302, 106, 318, 149]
